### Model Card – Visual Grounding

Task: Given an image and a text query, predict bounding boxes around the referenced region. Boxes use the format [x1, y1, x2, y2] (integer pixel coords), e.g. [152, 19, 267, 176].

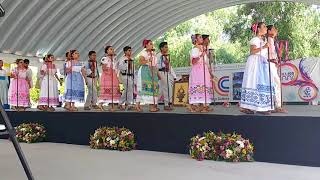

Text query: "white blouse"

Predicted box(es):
[250, 37, 268, 59]
[140, 49, 157, 66]
[101, 56, 118, 70]
[190, 47, 210, 65]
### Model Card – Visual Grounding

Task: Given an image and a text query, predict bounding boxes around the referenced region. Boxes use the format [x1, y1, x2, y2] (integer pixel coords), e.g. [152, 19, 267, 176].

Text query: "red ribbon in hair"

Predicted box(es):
[143, 39, 151, 47]
[251, 21, 258, 34]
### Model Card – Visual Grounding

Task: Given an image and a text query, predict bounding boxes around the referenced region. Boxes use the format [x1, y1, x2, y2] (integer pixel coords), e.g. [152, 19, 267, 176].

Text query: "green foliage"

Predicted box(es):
[225, 2, 320, 60]
[29, 87, 40, 105]
[148, 3, 319, 67]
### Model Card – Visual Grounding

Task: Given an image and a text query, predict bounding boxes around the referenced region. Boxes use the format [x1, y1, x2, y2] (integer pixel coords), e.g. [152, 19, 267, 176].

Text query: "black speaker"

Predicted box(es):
[0, 3, 5, 17]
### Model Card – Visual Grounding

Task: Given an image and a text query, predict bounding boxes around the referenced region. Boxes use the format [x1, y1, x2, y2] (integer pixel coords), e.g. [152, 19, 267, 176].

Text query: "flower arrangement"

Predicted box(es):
[189, 131, 254, 162]
[90, 127, 136, 151]
[16, 123, 46, 143]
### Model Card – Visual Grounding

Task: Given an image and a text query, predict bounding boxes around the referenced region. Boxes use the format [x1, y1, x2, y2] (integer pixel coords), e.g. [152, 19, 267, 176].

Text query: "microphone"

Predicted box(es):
[0, 3, 5, 17]
[108, 53, 117, 57]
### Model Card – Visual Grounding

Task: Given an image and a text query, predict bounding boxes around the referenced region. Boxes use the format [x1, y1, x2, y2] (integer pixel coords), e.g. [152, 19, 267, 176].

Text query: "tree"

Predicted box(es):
[224, 2, 320, 60]
[147, 2, 319, 67]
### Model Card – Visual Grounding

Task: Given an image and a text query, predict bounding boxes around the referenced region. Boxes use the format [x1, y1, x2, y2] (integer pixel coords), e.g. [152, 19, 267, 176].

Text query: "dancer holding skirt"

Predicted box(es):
[64, 50, 86, 112]
[38, 54, 60, 112]
[8, 59, 31, 111]
[98, 46, 121, 111]
[188, 34, 213, 113]
[240, 22, 275, 115]
[136, 39, 160, 112]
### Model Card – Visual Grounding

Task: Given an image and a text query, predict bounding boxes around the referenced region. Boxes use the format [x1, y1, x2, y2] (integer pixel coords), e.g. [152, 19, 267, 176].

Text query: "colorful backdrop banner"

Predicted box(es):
[174, 57, 320, 103]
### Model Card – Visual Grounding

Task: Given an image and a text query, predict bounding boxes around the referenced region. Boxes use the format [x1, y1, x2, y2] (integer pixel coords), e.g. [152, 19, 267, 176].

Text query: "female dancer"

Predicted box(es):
[8, 59, 31, 111]
[188, 34, 213, 113]
[136, 39, 160, 112]
[0, 60, 8, 107]
[64, 50, 87, 111]
[267, 25, 287, 113]
[38, 54, 61, 111]
[240, 22, 275, 115]
[98, 46, 121, 111]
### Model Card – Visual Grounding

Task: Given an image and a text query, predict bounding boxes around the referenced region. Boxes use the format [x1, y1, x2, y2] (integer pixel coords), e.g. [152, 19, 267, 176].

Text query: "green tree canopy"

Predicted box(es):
[150, 2, 319, 67]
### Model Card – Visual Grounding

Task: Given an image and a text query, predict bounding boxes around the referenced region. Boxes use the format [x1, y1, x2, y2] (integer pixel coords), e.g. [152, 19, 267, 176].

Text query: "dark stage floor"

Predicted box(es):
[1, 105, 320, 167]
[7, 105, 320, 117]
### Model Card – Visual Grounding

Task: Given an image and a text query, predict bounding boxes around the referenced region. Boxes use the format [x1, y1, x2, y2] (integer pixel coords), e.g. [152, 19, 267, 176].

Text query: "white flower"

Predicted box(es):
[110, 140, 115, 145]
[20, 128, 27, 132]
[107, 137, 111, 141]
[226, 149, 233, 159]
[199, 137, 206, 141]
[236, 140, 245, 148]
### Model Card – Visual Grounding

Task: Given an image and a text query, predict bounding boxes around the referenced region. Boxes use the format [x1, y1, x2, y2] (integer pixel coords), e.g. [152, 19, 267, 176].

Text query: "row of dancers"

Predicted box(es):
[0, 22, 287, 114]
[0, 40, 179, 112]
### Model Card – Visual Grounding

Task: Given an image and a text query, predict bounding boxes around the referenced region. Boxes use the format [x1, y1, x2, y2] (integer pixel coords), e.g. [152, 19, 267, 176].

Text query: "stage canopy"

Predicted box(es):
[0, 0, 318, 63]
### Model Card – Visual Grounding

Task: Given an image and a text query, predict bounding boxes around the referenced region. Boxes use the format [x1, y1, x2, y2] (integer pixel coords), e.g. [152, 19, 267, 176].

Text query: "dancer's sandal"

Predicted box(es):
[149, 107, 160, 112]
[203, 106, 213, 112]
[189, 105, 200, 113]
[240, 108, 254, 114]
[135, 105, 143, 112]
[109, 106, 116, 112]
[38, 106, 45, 111]
[48, 107, 55, 112]
[164, 106, 173, 111]
[119, 105, 127, 111]
[127, 106, 135, 111]
[272, 108, 288, 113]
[257, 111, 271, 115]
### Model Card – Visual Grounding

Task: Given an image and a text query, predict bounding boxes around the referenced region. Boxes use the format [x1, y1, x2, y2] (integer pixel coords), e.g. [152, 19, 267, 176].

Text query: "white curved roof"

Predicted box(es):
[0, 0, 318, 61]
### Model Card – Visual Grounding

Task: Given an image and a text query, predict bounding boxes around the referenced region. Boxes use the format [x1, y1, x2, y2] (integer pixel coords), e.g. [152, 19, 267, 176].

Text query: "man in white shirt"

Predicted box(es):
[157, 42, 177, 111]
[118, 46, 135, 110]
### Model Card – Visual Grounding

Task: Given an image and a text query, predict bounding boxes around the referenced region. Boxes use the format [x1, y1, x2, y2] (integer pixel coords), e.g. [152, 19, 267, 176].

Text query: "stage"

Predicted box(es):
[1, 105, 320, 167]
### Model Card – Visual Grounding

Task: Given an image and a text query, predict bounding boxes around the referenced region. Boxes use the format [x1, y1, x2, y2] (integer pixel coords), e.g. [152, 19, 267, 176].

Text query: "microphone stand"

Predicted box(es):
[16, 68, 19, 111]
[90, 60, 95, 109]
[110, 55, 114, 112]
[165, 54, 171, 109]
[132, 59, 135, 108]
[203, 46, 208, 110]
[70, 57, 73, 111]
[47, 62, 50, 111]
[150, 50, 156, 108]
[125, 58, 130, 109]
[209, 49, 216, 107]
